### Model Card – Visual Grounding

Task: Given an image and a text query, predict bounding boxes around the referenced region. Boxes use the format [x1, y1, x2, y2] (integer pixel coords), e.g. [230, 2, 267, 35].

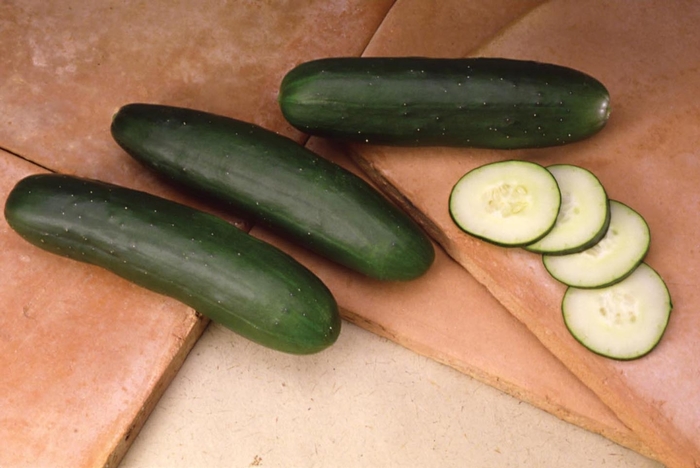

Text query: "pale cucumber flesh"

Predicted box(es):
[562, 263, 671, 360]
[449, 160, 561, 247]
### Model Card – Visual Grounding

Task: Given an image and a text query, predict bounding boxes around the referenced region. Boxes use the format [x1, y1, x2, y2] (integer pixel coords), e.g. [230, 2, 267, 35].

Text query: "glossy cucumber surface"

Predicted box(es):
[279, 57, 611, 148]
[5, 174, 340, 354]
[111, 103, 434, 281]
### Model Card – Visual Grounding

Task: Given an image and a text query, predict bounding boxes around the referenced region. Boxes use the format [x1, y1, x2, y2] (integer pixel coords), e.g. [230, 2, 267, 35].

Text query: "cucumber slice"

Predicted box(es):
[562, 263, 672, 360]
[543, 200, 650, 288]
[449, 160, 561, 246]
[525, 164, 610, 255]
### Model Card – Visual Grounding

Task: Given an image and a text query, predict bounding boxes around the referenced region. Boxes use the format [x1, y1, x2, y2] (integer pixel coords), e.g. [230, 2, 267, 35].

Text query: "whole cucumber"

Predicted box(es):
[5, 174, 340, 354]
[111, 103, 435, 281]
[278, 57, 611, 148]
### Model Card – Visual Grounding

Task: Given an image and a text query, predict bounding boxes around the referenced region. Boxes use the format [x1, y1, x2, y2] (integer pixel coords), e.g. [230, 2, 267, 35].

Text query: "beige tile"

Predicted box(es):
[121, 320, 662, 468]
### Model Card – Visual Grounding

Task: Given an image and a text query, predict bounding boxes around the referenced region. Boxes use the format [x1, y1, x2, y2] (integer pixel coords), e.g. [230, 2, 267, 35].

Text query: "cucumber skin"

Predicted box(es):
[111, 103, 434, 281]
[279, 57, 611, 149]
[4, 174, 340, 355]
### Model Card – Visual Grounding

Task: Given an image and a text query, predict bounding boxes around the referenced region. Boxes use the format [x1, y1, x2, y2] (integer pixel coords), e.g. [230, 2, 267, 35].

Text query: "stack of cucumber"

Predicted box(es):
[449, 160, 671, 360]
[4, 56, 670, 360]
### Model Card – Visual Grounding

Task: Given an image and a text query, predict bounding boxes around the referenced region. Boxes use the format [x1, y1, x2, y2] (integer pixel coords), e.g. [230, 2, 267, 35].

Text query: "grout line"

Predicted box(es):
[466, 0, 551, 58]
[0, 145, 54, 173]
[358, 0, 399, 58]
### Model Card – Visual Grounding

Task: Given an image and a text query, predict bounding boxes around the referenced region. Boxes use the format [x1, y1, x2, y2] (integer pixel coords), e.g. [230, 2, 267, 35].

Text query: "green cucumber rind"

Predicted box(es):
[110, 103, 435, 281]
[525, 200, 611, 255]
[279, 57, 611, 149]
[4, 174, 341, 355]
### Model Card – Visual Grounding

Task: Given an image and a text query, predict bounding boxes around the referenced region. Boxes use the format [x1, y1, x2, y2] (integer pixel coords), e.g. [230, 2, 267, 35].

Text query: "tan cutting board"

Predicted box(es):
[346, 1, 700, 467]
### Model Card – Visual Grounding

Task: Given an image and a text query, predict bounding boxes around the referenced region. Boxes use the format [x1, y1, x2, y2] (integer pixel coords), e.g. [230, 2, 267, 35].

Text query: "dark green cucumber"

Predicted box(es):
[278, 57, 611, 148]
[110, 103, 435, 281]
[4, 174, 340, 355]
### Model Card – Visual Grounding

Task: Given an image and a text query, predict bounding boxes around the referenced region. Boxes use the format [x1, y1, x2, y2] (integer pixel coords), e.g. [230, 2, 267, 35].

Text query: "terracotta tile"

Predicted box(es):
[0, 1, 393, 466]
[0, 151, 208, 467]
[0, 0, 393, 190]
[364, 0, 544, 58]
[350, 1, 700, 466]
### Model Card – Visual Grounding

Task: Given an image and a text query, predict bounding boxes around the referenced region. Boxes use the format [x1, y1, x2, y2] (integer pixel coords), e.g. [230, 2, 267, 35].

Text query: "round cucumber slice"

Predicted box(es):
[525, 164, 610, 255]
[449, 160, 561, 247]
[543, 200, 650, 288]
[562, 263, 671, 360]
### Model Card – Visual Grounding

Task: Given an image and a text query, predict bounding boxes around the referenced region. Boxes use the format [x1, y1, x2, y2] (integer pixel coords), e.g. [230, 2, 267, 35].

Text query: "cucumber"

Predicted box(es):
[278, 57, 611, 149]
[110, 103, 434, 281]
[543, 200, 650, 288]
[4, 174, 341, 355]
[525, 164, 610, 255]
[562, 263, 671, 360]
[449, 160, 561, 246]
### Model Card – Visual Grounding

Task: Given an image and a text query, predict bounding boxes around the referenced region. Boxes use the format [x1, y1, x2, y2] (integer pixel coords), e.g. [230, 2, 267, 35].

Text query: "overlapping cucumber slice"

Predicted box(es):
[525, 164, 610, 255]
[449, 160, 671, 360]
[543, 200, 649, 288]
